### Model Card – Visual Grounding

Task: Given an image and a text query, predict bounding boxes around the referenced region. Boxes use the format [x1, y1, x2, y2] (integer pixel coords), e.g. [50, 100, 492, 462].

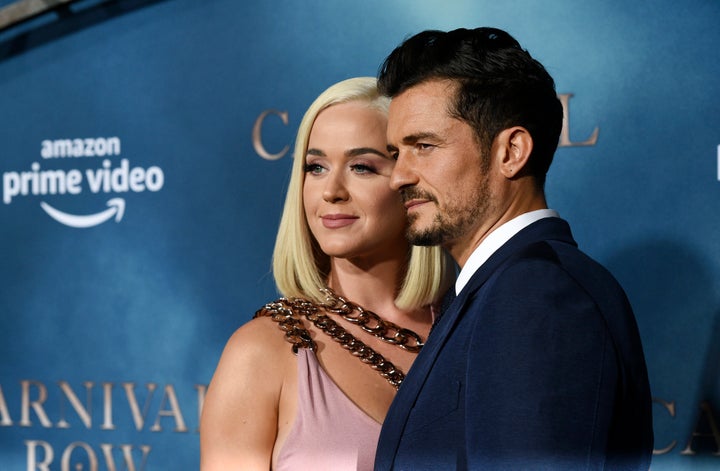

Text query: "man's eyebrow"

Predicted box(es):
[387, 132, 440, 153]
[401, 132, 439, 145]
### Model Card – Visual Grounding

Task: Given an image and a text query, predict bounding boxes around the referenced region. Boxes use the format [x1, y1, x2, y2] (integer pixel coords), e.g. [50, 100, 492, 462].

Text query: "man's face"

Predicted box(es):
[387, 80, 497, 255]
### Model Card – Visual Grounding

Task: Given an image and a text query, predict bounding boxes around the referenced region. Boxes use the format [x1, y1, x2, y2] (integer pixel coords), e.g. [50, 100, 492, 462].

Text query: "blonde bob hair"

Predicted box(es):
[272, 76, 451, 310]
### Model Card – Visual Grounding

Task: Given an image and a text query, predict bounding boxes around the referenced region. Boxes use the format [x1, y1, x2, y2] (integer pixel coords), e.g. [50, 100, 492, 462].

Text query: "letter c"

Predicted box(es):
[252, 109, 290, 161]
[653, 397, 677, 455]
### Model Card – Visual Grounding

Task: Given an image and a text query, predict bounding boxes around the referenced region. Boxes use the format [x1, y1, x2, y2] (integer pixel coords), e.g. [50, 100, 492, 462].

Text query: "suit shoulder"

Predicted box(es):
[502, 240, 627, 295]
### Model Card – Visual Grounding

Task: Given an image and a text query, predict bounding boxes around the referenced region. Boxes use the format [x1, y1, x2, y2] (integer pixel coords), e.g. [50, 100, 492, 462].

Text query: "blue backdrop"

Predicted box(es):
[1, 0, 719, 469]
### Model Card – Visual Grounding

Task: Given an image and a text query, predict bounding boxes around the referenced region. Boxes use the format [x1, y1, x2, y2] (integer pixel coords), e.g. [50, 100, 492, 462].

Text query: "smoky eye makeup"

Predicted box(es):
[303, 162, 326, 174]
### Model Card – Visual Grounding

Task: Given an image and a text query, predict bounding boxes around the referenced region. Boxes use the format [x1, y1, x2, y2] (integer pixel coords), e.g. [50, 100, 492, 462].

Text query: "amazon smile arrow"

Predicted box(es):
[40, 198, 126, 228]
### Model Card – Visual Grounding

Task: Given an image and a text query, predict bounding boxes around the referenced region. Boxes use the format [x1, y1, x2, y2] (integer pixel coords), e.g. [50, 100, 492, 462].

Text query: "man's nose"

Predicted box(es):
[390, 152, 417, 191]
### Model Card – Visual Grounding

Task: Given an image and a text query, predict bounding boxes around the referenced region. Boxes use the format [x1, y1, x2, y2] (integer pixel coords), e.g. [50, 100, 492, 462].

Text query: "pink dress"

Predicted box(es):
[274, 348, 382, 471]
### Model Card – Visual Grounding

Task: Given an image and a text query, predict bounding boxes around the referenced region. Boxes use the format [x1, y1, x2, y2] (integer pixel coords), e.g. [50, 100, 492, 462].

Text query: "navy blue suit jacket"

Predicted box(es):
[375, 217, 653, 470]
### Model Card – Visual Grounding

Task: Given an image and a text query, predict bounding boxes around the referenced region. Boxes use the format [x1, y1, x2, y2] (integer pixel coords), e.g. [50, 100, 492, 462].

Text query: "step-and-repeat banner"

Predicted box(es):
[1, 0, 718, 469]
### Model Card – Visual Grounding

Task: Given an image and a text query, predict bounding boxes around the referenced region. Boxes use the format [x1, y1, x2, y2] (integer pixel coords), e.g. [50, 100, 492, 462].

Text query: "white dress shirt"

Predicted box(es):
[454, 209, 560, 295]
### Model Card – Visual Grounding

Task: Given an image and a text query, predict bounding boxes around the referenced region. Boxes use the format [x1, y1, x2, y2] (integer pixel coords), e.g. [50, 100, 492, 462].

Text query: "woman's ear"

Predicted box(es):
[496, 126, 533, 179]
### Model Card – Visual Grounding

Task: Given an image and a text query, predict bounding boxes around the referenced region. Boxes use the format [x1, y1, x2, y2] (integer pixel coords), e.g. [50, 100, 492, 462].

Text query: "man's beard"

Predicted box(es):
[401, 181, 491, 247]
[407, 211, 462, 246]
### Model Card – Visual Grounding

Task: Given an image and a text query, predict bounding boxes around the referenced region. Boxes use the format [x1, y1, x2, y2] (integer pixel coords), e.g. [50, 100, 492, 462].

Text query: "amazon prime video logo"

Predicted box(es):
[3, 137, 164, 228]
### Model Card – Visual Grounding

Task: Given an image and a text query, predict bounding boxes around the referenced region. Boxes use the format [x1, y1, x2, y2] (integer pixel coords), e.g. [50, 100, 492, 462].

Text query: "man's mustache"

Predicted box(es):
[400, 187, 437, 204]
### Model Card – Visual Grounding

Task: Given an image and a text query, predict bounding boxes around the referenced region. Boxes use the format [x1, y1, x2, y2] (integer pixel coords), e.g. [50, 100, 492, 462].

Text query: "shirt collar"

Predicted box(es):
[454, 209, 559, 295]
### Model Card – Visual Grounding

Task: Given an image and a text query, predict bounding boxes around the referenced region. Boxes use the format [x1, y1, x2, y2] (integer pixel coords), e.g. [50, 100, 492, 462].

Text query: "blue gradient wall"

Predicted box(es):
[1, 0, 719, 469]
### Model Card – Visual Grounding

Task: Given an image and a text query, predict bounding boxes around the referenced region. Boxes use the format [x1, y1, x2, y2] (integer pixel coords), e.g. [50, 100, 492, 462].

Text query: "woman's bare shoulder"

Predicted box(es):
[203, 311, 299, 413]
[200, 311, 298, 469]
[220, 314, 295, 363]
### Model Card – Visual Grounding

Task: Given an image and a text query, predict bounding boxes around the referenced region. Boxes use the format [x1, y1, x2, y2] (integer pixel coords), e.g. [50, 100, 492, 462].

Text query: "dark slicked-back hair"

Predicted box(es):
[378, 27, 563, 186]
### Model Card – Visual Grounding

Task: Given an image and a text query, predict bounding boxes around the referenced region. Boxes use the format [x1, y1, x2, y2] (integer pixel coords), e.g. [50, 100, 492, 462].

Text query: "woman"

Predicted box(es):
[200, 77, 451, 470]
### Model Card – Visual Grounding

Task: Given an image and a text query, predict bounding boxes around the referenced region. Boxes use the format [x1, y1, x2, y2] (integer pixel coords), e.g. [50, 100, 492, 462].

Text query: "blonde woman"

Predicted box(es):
[200, 77, 451, 470]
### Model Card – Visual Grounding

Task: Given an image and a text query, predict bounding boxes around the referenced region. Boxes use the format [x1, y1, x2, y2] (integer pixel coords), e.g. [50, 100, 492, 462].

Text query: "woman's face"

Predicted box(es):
[303, 101, 409, 264]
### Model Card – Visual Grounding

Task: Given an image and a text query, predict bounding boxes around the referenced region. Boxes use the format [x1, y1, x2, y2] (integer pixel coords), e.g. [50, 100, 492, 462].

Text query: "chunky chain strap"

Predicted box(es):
[255, 291, 424, 389]
[319, 288, 424, 353]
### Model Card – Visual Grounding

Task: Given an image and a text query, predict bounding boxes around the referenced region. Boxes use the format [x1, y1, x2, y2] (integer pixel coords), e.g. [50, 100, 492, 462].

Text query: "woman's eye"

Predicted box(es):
[350, 164, 375, 174]
[304, 163, 325, 174]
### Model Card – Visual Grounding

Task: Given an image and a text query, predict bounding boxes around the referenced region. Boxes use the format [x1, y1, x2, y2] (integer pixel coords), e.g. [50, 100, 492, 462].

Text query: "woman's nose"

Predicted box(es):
[322, 172, 349, 203]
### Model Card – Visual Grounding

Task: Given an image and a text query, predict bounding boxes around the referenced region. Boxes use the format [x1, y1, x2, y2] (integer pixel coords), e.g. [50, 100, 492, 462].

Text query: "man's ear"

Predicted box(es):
[496, 126, 533, 179]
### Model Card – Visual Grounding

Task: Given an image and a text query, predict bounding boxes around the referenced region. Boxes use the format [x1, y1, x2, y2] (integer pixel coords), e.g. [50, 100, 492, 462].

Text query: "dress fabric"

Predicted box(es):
[274, 348, 382, 471]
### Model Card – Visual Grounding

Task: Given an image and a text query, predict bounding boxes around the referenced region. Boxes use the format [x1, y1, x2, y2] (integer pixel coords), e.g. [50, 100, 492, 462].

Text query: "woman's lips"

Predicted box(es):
[321, 214, 359, 228]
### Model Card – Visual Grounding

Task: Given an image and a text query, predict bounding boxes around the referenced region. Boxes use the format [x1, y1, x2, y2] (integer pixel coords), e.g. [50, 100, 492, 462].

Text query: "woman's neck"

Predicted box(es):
[325, 255, 406, 320]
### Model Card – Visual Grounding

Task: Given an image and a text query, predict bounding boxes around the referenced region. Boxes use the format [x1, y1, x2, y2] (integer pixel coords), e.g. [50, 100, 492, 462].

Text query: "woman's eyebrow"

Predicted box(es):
[345, 147, 388, 158]
[306, 148, 325, 157]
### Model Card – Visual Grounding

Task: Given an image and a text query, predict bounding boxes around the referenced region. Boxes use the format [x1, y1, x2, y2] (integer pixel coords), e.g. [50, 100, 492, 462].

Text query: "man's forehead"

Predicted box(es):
[392, 80, 454, 105]
[387, 87, 457, 139]
[389, 93, 441, 127]
[390, 81, 455, 117]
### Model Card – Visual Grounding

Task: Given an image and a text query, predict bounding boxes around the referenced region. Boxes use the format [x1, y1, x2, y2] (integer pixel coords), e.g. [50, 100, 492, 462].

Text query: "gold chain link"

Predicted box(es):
[319, 288, 424, 353]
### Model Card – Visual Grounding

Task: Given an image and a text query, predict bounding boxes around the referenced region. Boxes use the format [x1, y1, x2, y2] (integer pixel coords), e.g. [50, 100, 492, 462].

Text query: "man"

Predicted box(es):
[374, 27, 653, 470]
